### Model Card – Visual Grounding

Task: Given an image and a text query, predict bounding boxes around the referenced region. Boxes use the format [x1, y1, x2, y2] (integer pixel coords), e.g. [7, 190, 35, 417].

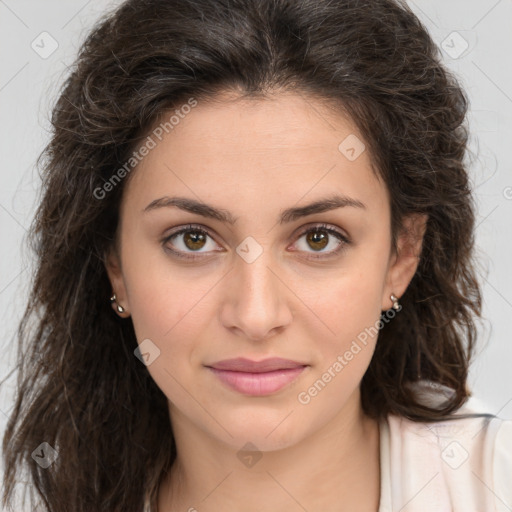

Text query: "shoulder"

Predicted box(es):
[491, 416, 512, 509]
[380, 396, 512, 511]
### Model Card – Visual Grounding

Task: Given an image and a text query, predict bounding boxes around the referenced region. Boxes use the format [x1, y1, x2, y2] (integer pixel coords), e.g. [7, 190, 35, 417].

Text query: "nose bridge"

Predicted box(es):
[236, 237, 279, 305]
[221, 236, 291, 339]
[238, 245, 275, 295]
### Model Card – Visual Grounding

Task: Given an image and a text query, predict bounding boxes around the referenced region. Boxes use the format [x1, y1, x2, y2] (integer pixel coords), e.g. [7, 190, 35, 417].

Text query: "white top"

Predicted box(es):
[145, 391, 512, 511]
[378, 405, 512, 511]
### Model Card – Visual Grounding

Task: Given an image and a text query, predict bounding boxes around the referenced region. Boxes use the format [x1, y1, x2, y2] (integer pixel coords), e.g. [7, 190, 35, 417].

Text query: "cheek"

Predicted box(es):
[121, 231, 209, 339]
[122, 256, 213, 404]
[303, 259, 388, 351]
[292, 270, 387, 425]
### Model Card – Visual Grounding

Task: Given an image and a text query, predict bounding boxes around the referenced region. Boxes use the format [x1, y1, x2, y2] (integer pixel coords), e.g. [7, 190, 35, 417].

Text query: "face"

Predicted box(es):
[106, 91, 425, 451]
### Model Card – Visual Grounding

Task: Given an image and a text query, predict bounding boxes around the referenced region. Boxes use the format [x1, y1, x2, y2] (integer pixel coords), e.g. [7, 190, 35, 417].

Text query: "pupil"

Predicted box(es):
[185, 231, 206, 250]
[307, 230, 328, 251]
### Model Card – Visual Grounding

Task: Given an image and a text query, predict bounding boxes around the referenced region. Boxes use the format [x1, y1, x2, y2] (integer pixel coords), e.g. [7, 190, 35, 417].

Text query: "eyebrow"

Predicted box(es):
[143, 194, 366, 224]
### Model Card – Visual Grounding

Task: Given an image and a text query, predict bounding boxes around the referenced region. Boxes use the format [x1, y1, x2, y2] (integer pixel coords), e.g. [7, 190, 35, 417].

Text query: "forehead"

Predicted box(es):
[146, 91, 363, 156]
[122, 91, 389, 218]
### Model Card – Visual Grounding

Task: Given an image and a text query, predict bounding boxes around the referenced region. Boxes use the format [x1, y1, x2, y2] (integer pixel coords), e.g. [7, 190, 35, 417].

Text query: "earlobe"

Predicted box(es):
[104, 245, 130, 317]
[381, 213, 428, 310]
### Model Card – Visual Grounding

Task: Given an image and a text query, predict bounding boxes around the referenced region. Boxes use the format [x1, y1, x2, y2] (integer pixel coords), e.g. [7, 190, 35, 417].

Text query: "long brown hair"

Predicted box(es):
[2, 0, 484, 510]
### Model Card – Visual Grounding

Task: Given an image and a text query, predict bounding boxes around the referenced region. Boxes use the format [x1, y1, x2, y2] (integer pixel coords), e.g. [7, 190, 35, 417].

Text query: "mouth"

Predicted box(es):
[205, 357, 309, 396]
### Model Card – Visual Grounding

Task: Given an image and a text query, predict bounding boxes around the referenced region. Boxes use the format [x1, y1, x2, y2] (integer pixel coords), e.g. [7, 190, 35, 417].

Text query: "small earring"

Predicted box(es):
[110, 293, 125, 314]
[390, 293, 400, 310]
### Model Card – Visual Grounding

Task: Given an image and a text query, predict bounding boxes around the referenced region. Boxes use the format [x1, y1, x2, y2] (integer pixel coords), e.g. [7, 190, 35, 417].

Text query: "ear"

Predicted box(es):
[381, 213, 428, 311]
[104, 244, 130, 317]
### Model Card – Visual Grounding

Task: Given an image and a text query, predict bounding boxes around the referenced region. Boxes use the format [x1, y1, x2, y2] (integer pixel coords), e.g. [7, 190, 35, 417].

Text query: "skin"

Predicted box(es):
[106, 90, 427, 512]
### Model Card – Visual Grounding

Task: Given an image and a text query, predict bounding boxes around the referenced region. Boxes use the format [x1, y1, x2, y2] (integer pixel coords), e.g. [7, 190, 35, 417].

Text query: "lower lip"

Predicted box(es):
[207, 366, 307, 396]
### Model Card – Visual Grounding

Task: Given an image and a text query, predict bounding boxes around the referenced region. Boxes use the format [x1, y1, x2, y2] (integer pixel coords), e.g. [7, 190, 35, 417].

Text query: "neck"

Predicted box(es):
[158, 390, 381, 512]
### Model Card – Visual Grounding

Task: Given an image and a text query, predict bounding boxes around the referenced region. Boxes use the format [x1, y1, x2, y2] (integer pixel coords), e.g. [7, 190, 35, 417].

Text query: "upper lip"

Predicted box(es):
[206, 357, 307, 373]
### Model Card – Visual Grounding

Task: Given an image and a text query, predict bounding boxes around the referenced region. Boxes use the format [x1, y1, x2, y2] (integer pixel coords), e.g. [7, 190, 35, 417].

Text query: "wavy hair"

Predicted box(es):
[2, 0, 484, 510]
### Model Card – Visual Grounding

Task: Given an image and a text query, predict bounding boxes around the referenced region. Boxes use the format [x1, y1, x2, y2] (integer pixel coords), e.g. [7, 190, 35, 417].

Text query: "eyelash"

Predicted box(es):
[161, 223, 351, 261]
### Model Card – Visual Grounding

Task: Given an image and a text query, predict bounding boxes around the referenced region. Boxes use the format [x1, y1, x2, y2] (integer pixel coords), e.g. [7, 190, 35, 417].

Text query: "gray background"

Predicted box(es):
[1, 0, 511, 508]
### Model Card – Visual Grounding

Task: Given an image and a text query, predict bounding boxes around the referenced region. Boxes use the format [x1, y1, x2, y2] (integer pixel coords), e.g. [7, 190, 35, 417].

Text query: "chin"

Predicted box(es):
[212, 409, 307, 451]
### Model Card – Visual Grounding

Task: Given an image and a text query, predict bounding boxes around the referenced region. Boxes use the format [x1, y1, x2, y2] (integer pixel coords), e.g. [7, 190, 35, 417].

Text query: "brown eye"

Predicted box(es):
[305, 229, 329, 251]
[182, 230, 207, 250]
[162, 225, 223, 260]
[291, 223, 351, 259]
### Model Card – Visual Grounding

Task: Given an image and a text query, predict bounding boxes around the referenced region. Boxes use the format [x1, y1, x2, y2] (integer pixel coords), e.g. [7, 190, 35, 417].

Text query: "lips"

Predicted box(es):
[205, 357, 308, 396]
[207, 357, 306, 373]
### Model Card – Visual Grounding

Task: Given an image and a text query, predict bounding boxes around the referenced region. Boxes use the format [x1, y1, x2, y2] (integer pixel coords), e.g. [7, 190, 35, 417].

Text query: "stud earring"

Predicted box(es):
[110, 293, 125, 314]
[390, 293, 400, 310]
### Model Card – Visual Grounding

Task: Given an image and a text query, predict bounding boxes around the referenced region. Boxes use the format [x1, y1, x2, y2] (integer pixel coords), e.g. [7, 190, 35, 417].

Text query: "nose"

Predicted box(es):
[219, 244, 293, 342]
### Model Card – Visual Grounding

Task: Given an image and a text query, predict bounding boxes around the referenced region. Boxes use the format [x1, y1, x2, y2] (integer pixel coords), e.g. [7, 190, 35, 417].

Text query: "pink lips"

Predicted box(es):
[206, 357, 308, 396]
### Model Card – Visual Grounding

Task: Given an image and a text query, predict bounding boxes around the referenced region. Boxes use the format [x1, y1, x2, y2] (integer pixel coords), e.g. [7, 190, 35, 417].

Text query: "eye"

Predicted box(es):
[290, 223, 351, 259]
[162, 224, 223, 260]
[161, 223, 351, 261]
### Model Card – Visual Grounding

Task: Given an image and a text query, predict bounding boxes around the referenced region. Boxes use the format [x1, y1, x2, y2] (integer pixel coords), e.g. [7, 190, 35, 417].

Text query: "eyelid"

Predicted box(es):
[288, 222, 351, 259]
[291, 222, 351, 244]
[161, 223, 224, 259]
[161, 222, 351, 260]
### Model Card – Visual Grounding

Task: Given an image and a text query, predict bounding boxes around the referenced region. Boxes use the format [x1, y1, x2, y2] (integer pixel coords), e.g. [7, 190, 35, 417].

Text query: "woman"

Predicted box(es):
[2, 0, 511, 511]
